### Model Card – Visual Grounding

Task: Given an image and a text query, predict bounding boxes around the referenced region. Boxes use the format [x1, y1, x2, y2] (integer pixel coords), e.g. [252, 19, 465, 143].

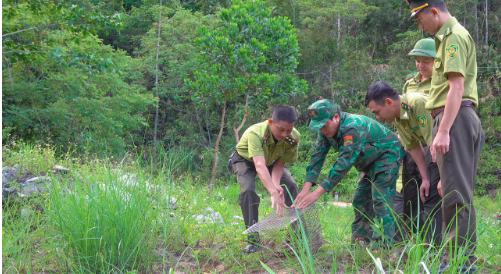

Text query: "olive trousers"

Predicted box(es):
[433, 107, 484, 263]
[230, 152, 298, 241]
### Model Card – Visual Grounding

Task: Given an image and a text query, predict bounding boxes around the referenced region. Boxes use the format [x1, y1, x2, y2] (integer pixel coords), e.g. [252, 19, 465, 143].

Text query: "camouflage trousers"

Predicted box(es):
[352, 150, 403, 246]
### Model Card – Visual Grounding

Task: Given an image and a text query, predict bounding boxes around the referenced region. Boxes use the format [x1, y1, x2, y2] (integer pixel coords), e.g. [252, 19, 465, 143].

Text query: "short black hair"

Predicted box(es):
[365, 81, 399, 107]
[272, 105, 297, 123]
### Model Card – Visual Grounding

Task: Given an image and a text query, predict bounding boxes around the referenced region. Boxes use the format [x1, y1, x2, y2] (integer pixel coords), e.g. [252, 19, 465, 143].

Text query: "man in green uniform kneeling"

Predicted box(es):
[230, 105, 300, 254]
[365, 81, 442, 244]
[295, 99, 404, 247]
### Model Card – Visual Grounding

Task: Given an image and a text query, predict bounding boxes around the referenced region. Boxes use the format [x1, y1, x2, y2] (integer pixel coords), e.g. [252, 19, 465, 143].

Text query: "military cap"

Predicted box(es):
[406, 0, 444, 18]
[307, 99, 340, 131]
[408, 38, 436, 58]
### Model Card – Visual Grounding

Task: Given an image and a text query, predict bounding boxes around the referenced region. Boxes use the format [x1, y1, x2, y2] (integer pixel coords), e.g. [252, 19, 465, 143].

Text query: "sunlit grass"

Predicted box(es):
[2, 142, 501, 273]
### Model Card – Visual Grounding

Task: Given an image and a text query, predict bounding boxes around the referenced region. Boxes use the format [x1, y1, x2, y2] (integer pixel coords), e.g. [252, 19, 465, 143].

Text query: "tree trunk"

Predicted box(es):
[205, 108, 212, 146]
[485, 0, 488, 46]
[208, 90, 229, 192]
[4, 58, 14, 87]
[474, 0, 479, 43]
[233, 93, 250, 143]
[337, 14, 341, 49]
[153, 0, 162, 143]
[193, 100, 207, 145]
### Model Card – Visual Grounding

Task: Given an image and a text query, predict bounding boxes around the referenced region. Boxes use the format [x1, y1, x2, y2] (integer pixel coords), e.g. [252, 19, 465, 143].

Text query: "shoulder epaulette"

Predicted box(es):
[401, 102, 413, 114]
[444, 27, 453, 38]
[285, 135, 298, 149]
[406, 73, 416, 81]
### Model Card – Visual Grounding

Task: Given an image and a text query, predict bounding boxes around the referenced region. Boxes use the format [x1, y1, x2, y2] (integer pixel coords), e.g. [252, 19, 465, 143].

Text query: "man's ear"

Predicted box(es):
[268, 119, 273, 125]
[385, 98, 394, 106]
[333, 113, 340, 121]
[430, 7, 439, 17]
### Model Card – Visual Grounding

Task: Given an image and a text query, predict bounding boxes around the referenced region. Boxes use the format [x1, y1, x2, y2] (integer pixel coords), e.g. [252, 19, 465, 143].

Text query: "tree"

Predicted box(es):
[2, 0, 155, 154]
[187, 0, 307, 191]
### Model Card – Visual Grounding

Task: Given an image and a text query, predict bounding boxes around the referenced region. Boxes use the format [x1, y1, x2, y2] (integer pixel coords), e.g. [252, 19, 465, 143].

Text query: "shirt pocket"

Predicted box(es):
[431, 58, 445, 85]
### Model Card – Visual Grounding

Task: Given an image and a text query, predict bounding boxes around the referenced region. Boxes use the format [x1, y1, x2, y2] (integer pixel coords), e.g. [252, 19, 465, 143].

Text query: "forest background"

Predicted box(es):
[2, 0, 501, 273]
[2, 0, 501, 195]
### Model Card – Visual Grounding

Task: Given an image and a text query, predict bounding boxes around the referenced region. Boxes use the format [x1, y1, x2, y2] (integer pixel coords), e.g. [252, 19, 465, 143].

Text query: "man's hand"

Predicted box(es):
[295, 191, 321, 209]
[419, 179, 430, 203]
[437, 180, 443, 197]
[431, 131, 450, 162]
[270, 189, 286, 216]
[295, 185, 326, 209]
[294, 182, 313, 206]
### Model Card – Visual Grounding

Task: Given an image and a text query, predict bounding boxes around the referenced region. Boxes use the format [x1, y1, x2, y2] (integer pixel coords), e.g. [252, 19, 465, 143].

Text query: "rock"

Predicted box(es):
[3, 166, 19, 202]
[18, 176, 51, 197]
[20, 207, 33, 220]
[52, 165, 71, 174]
[169, 197, 177, 210]
[192, 210, 224, 224]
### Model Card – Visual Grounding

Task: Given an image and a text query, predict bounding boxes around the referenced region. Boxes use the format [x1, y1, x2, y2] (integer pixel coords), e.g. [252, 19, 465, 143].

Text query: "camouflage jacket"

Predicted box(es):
[305, 112, 403, 192]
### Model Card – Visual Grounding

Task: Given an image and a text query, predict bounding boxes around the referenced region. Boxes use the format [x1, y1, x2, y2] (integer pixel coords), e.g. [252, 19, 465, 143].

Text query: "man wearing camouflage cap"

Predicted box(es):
[295, 99, 404, 247]
[407, 0, 485, 272]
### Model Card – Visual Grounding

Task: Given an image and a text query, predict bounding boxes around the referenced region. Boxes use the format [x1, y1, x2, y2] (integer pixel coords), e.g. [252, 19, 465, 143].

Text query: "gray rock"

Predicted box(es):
[169, 197, 177, 210]
[52, 165, 71, 174]
[21, 207, 33, 220]
[3, 166, 19, 202]
[18, 176, 51, 197]
[192, 209, 224, 224]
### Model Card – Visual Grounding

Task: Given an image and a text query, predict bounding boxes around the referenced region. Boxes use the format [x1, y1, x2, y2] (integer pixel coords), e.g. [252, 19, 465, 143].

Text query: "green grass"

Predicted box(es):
[2, 142, 501, 273]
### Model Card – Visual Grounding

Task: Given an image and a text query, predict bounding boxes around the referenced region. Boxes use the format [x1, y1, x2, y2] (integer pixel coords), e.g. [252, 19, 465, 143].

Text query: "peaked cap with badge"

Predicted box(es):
[308, 99, 341, 131]
[406, 0, 444, 18]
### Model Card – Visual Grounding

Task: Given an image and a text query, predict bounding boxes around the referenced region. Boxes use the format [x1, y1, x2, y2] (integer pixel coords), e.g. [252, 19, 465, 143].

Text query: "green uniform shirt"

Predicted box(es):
[394, 93, 433, 149]
[426, 17, 478, 111]
[305, 112, 401, 192]
[403, 72, 432, 94]
[236, 121, 300, 166]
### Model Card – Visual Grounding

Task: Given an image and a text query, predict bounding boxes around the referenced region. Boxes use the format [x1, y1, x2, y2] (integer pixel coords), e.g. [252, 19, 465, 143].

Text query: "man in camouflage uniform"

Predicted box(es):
[365, 81, 442, 244]
[230, 105, 300, 254]
[408, 0, 485, 272]
[295, 99, 404, 247]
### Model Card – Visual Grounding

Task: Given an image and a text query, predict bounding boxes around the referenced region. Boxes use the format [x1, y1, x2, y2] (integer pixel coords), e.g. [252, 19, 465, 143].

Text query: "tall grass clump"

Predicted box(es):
[46, 165, 161, 273]
[2, 197, 46, 273]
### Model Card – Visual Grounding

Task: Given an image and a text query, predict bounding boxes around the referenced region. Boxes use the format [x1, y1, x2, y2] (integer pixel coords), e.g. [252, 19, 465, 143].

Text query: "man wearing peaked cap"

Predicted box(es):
[407, 0, 444, 18]
[295, 99, 404, 248]
[407, 0, 485, 273]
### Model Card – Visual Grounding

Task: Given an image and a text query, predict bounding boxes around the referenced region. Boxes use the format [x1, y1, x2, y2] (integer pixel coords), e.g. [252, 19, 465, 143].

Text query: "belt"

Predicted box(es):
[430, 100, 474, 119]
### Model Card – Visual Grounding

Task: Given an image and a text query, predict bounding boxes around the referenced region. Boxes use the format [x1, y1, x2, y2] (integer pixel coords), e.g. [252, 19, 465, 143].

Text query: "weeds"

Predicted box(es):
[2, 143, 501, 273]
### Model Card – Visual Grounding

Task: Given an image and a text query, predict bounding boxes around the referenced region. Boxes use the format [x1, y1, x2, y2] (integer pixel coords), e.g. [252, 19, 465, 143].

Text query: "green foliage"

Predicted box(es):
[136, 8, 217, 147]
[187, 0, 307, 109]
[2, 29, 155, 154]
